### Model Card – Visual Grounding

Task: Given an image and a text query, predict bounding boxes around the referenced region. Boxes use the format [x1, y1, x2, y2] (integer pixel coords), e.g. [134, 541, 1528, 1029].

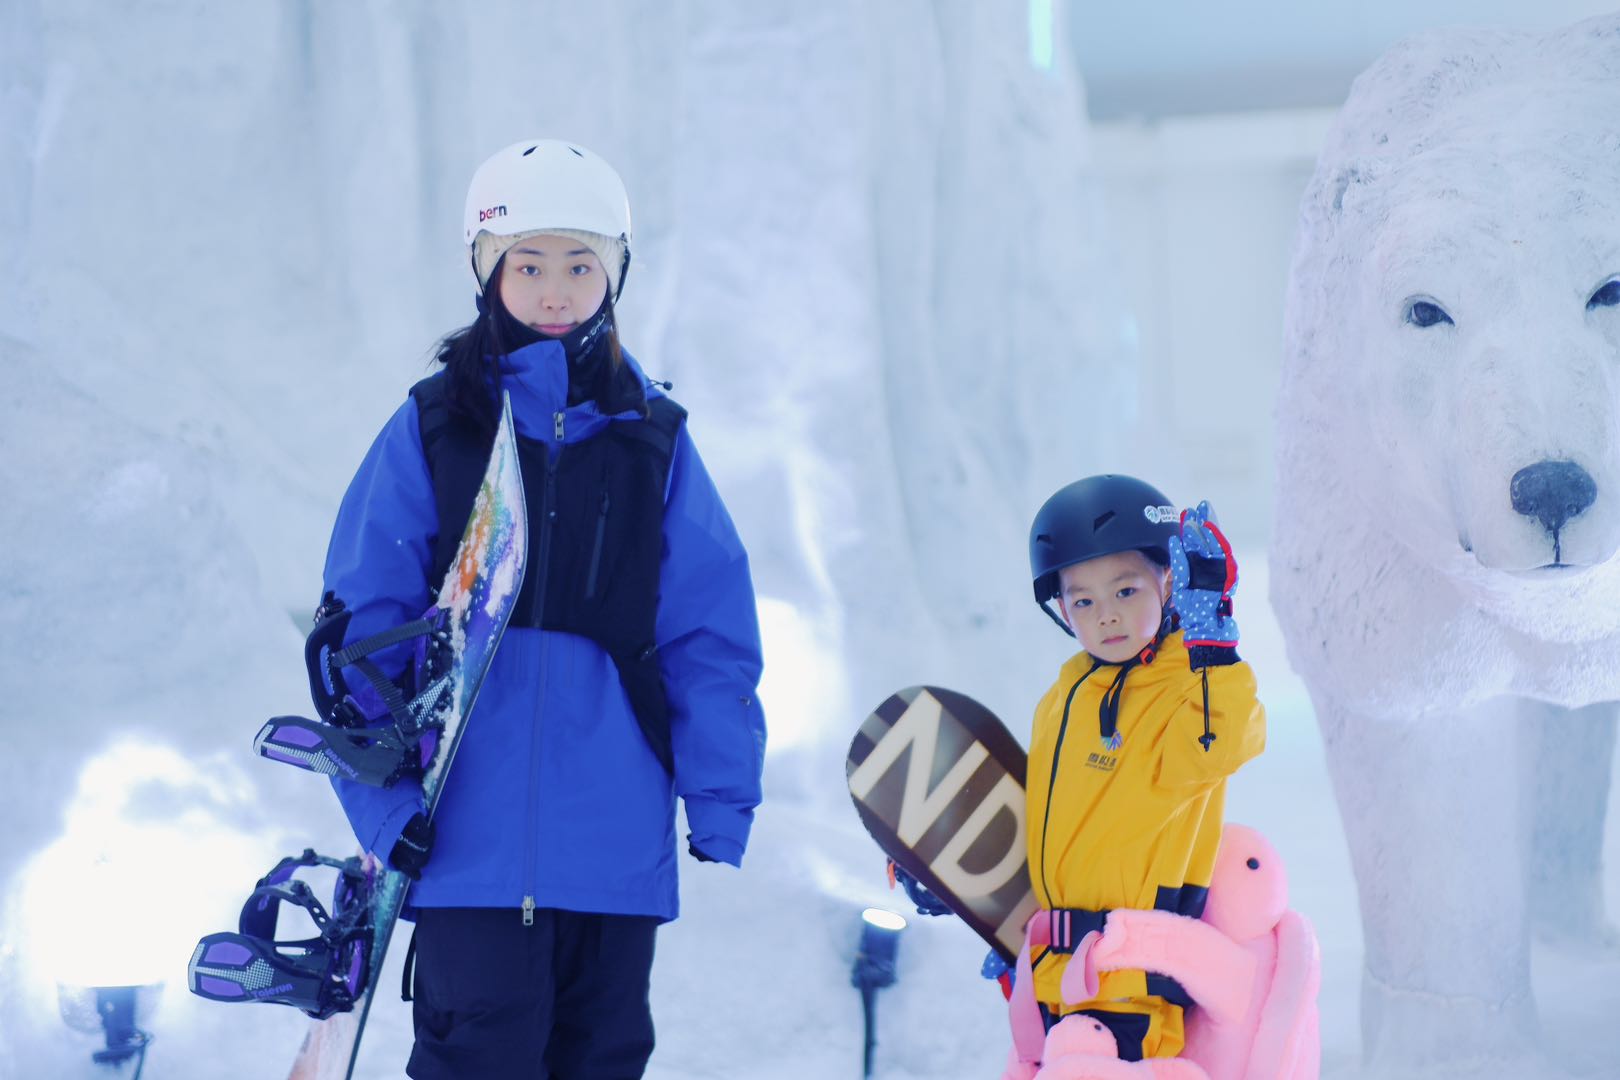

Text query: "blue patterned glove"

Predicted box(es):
[1168, 500, 1240, 669]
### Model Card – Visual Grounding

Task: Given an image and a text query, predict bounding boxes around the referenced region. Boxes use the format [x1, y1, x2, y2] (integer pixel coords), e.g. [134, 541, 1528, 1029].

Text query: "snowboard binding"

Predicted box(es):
[889, 859, 954, 917]
[188, 849, 374, 1019]
[254, 593, 456, 787]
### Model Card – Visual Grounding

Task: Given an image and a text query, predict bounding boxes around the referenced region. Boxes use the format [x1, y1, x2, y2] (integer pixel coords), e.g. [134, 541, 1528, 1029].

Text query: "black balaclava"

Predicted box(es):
[482, 279, 640, 413]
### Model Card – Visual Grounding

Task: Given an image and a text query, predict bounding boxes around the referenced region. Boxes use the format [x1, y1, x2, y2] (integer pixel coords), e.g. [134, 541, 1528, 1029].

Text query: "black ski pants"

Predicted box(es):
[406, 906, 659, 1080]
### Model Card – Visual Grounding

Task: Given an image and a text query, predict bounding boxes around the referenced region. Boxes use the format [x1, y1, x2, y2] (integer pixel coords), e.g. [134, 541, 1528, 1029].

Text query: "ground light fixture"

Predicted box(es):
[59, 982, 159, 1074]
[26, 743, 271, 1077]
[851, 906, 906, 1078]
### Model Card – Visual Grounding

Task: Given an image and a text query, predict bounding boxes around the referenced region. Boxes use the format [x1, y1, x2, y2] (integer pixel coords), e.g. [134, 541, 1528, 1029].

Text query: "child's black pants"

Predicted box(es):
[405, 905, 659, 1079]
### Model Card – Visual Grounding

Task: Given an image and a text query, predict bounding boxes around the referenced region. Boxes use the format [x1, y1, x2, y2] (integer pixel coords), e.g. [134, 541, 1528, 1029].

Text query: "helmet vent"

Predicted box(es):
[1035, 533, 1054, 548]
[1092, 511, 1115, 532]
[522, 145, 537, 156]
[568, 146, 584, 157]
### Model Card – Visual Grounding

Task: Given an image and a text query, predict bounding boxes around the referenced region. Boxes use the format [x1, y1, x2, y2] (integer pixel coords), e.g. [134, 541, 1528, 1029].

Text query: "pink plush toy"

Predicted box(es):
[1026, 1015, 1210, 1080]
[1000, 824, 1319, 1080]
[1091, 824, 1321, 1080]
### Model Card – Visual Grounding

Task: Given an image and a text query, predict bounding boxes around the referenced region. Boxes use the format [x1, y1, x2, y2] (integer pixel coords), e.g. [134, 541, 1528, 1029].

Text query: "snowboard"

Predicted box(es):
[301, 391, 526, 1080]
[268, 393, 525, 1080]
[846, 686, 1039, 963]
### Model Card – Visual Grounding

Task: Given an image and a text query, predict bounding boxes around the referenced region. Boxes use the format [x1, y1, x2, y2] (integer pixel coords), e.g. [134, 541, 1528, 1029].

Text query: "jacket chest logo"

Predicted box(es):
[1084, 750, 1118, 772]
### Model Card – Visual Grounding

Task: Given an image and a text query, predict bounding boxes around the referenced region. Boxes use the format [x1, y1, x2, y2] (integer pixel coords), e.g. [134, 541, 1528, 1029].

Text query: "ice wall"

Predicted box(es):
[3, 0, 1124, 778]
[645, 0, 1132, 788]
[1, 2, 1127, 1074]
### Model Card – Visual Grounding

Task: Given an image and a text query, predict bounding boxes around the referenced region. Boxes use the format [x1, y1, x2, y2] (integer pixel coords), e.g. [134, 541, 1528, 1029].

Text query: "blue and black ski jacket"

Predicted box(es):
[321, 338, 767, 921]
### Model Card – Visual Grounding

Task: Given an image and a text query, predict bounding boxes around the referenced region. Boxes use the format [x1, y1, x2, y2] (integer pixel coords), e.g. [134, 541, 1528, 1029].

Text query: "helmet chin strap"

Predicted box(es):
[1137, 609, 1176, 665]
[1041, 596, 1076, 637]
[615, 242, 631, 303]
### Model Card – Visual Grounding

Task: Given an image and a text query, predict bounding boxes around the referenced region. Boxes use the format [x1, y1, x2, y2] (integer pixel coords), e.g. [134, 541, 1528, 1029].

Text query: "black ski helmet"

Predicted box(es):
[1029, 474, 1179, 629]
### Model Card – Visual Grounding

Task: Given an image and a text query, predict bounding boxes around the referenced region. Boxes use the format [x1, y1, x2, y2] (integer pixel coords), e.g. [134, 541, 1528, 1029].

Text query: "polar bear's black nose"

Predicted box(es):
[1509, 460, 1596, 533]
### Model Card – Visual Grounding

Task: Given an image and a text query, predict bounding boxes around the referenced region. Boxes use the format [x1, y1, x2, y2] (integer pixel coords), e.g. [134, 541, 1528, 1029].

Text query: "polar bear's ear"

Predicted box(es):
[1328, 164, 1371, 214]
[1327, 162, 1384, 219]
[1301, 159, 1386, 237]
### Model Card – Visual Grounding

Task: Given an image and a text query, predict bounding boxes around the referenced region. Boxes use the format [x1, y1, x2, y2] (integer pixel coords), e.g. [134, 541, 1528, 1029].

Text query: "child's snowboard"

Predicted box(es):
[846, 686, 1038, 962]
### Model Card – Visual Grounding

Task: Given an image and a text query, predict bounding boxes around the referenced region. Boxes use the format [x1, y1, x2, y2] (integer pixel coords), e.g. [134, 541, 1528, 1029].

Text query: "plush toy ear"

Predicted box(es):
[1204, 823, 1288, 941]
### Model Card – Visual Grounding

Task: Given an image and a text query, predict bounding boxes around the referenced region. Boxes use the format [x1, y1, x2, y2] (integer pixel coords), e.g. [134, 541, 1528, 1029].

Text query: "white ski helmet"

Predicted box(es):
[462, 138, 633, 298]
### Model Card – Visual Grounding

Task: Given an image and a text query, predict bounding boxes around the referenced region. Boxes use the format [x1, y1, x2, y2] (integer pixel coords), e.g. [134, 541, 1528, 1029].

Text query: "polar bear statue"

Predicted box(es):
[1272, 14, 1620, 1072]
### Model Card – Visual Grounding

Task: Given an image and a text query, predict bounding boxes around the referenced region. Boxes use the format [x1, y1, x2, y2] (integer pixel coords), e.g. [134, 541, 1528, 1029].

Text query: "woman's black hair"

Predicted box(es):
[433, 299, 510, 433]
[432, 254, 627, 430]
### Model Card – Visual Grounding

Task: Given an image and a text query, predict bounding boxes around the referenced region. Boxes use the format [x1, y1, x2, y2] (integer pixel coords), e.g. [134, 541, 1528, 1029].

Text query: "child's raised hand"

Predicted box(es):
[1169, 500, 1240, 662]
[1175, 501, 1237, 589]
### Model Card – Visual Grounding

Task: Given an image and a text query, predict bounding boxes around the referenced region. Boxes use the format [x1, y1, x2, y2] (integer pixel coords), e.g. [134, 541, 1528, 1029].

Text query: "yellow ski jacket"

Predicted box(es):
[1024, 630, 1266, 1043]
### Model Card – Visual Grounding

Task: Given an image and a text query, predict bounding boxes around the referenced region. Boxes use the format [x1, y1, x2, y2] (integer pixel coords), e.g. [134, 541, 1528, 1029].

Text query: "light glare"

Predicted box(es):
[15, 740, 277, 996]
[861, 907, 907, 932]
[755, 596, 844, 754]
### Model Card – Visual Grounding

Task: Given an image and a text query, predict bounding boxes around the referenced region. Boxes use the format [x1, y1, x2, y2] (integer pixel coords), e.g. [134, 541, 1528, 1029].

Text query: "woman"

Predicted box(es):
[322, 139, 767, 1079]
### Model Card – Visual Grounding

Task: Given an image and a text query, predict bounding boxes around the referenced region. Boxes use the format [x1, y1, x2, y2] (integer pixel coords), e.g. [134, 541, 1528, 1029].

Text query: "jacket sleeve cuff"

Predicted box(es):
[1187, 644, 1241, 670]
[683, 796, 752, 868]
[367, 795, 423, 861]
[688, 832, 745, 867]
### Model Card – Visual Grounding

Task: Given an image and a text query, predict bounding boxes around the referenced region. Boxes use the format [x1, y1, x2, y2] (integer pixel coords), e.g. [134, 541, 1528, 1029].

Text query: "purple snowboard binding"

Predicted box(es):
[253, 589, 457, 789]
[188, 850, 373, 1020]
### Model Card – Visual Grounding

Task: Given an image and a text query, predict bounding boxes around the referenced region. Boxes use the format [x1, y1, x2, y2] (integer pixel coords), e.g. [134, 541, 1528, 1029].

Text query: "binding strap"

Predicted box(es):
[329, 616, 447, 734]
[401, 925, 419, 1002]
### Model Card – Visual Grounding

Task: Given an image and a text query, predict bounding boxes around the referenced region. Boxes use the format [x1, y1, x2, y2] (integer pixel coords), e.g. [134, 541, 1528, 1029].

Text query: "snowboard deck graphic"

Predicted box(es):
[846, 686, 1038, 962]
[289, 392, 528, 1080]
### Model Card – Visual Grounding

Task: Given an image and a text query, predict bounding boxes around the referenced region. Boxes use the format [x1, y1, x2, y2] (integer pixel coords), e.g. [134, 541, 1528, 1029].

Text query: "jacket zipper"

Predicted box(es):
[584, 491, 610, 599]
[1037, 664, 1099, 911]
[522, 410, 565, 924]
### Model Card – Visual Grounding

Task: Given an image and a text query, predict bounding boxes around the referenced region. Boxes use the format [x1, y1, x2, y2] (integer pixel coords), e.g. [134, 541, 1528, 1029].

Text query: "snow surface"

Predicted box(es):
[1, 3, 1616, 1078]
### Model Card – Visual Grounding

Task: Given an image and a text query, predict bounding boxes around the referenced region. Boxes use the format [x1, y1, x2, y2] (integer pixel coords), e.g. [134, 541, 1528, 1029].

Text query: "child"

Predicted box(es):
[321, 139, 767, 1078]
[1022, 474, 1266, 1061]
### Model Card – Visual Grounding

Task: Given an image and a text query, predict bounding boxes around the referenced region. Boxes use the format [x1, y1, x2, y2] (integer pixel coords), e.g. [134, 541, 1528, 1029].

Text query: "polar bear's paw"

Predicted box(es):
[1361, 973, 1541, 1074]
[1530, 909, 1620, 954]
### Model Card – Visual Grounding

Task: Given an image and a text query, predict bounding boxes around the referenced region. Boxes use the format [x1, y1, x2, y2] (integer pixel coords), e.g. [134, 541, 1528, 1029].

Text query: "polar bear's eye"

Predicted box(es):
[1405, 299, 1454, 328]
[1587, 280, 1620, 310]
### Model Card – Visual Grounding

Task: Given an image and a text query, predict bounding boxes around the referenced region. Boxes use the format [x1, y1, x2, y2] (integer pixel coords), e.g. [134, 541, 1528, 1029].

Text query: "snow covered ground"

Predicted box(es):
[7, 556, 1619, 1079]
[3, 3, 1619, 1078]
